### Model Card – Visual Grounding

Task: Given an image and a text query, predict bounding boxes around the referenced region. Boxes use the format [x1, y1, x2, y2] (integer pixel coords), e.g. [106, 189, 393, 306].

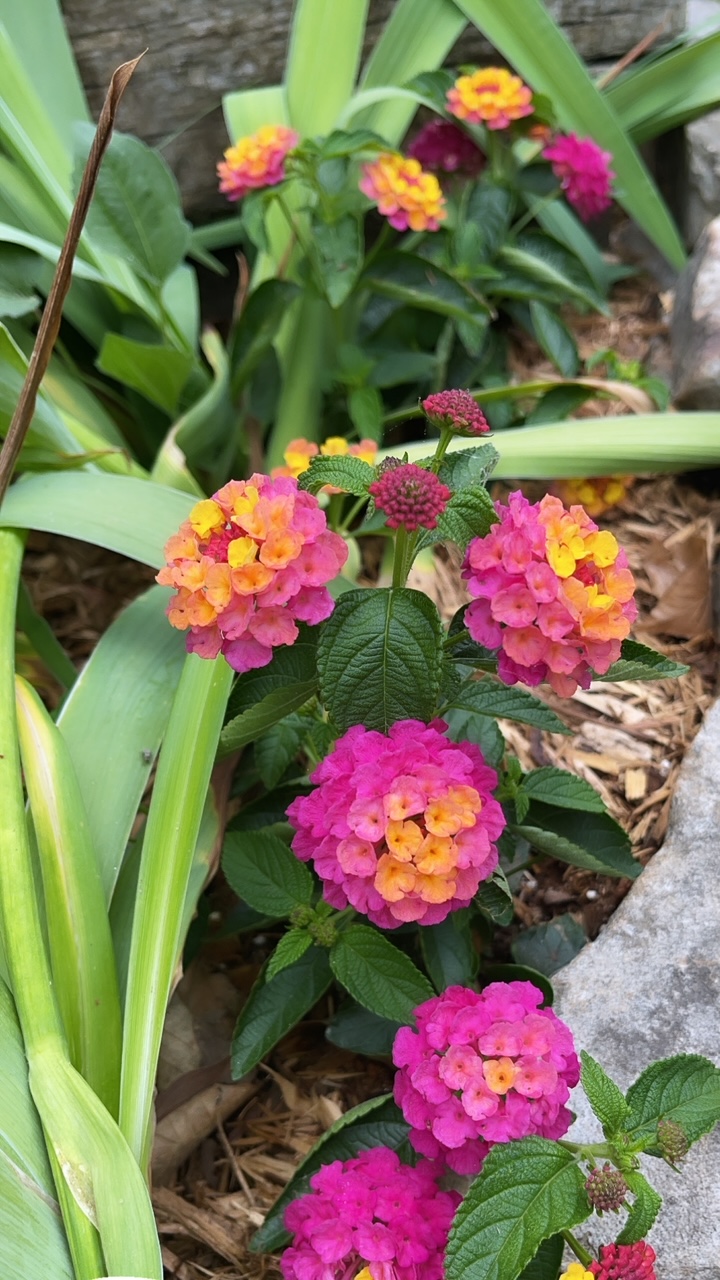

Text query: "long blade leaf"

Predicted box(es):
[286, 0, 370, 134]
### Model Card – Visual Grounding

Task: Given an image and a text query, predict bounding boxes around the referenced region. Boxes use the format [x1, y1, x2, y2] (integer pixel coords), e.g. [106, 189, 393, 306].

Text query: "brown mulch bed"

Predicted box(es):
[16, 274, 720, 1280]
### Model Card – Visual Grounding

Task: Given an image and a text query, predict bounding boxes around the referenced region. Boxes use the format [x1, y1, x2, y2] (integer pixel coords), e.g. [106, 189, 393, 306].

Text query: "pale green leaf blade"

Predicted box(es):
[223, 85, 290, 144]
[286, 0, 370, 134]
[0, 0, 89, 150]
[455, 0, 686, 267]
[606, 32, 720, 143]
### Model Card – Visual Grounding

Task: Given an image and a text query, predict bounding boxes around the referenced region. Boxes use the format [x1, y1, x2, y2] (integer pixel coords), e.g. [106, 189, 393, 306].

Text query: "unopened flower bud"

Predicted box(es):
[422, 389, 490, 437]
[585, 1162, 628, 1213]
[368, 462, 451, 531]
[657, 1117, 689, 1165]
[289, 904, 314, 929]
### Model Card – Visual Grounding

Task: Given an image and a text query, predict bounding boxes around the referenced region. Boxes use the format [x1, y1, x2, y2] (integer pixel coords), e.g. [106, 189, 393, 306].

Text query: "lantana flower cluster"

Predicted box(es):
[157, 476, 347, 673]
[360, 152, 447, 231]
[287, 720, 506, 929]
[447, 67, 534, 129]
[281, 1147, 459, 1280]
[393, 981, 580, 1174]
[463, 491, 637, 696]
[217, 124, 299, 201]
[368, 462, 451, 531]
[552, 475, 634, 519]
[422, 388, 491, 437]
[408, 119, 485, 175]
[543, 132, 615, 222]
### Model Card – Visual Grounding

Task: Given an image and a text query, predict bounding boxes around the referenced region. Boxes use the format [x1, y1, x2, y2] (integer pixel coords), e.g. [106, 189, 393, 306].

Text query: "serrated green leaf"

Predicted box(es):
[466, 182, 514, 261]
[512, 915, 587, 977]
[231, 946, 332, 1079]
[476, 869, 515, 926]
[421, 484, 497, 553]
[364, 252, 490, 327]
[442, 678, 571, 735]
[326, 1000, 401, 1057]
[580, 1051, 630, 1138]
[445, 704, 505, 768]
[500, 235, 607, 313]
[446, 1137, 590, 1280]
[312, 214, 364, 308]
[437, 444, 501, 491]
[254, 714, 306, 790]
[512, 802, 640, 879]
[624, 1054, 720, 1148]
[521, 768, 606, 813]
[348, 385, 384, 441]
[266, 929, 314, 980]
[317, 587, 443, 733]
[297, 454, 375, 496]
[420, 910, 479, 991]
[616, 1171, 662, 1245]
[529, 301, 579, 378]
[517, 1233, 564, 1280]
[222, 829, 314, 917]
[250, 1094, 409, 1252]
[597, 639, 690, 682]
[330, 924, 434, 1023]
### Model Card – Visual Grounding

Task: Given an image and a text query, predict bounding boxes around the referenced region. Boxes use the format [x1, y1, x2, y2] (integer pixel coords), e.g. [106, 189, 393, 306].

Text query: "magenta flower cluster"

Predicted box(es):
[281, 1146, 459, 1280]
[422, 389, 491, 437]
[368, 463, 451, 532]
[543, 132, 615, 223]
[408, 119, 485, 176]
[393, 982, 580, 1174]
[287, 720, 506, 930]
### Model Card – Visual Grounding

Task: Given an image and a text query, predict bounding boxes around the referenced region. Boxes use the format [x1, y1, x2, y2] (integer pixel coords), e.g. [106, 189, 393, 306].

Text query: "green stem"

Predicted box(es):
[362, 219, 391, 273]
[336, 494, 369, 535]
[391, 526, 419, 589]
[510, 185, 564, 240]
[275, 190, 327, 299]
[119, 652, 233, 1168]
[430, 426, 454, 474]
[443, 626, 470, 650]
[563, 1230, 593, 1268]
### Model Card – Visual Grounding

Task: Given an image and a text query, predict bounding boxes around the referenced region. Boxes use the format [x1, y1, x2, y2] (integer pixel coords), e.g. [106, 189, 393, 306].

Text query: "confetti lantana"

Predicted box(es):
[281, 1147, 459, 1280]
[447, 67, 533, 129]
[462, 491, 637, 696]
[359, 152, 446, 232]
[368, 462, 451, 531]
[287, 719, 505, 929]
[393, 981, 580, 1174]
[157, 475, 347, 673]
[589, 1242, 657, 1280]
[408, 119, 485, 175]
[217, 124, 299, 201]
[543, 132, 615, 222]
[422, 389, 491, 437]
[552, 476, 633, 519]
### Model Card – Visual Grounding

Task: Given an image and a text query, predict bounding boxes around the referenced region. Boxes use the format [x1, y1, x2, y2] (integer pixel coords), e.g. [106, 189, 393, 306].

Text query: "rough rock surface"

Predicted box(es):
[553, 698, 720, 1278]
[671, 216, 720, 407]
[60, 0, 685, 217]
[685, 0, 720, 246]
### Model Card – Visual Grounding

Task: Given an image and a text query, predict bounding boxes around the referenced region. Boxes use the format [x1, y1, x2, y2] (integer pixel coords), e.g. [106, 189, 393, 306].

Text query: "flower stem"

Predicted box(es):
[429, 426, 454, 474]
[563, 1230, 593, 1268]
[391, 526, 419, 589]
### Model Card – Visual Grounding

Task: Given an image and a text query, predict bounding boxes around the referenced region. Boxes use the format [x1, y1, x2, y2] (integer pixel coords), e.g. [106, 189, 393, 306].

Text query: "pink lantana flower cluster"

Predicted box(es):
[287, 720, 505, 930]
[281, 1147, 459, 1280]
[393, 981, 580, 1174]
[462, 491, 637, 696]
[157, 476, 347, 673]
[422, 389, 491, 437]
[543, 132, 615, 223]
[217, 124, 299, 202]
[368, 462, 451, 531]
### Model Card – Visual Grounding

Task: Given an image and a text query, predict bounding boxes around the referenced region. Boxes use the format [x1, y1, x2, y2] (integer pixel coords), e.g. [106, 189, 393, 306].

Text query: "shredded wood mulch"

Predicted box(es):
[16, 275, 720, 1280]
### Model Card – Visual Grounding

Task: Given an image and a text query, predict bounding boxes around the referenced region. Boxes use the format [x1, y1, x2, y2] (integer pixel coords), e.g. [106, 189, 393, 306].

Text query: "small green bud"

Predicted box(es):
[585, 1163, 628, 1214]
[289, 904, 314, 929]
[309, 917, 337, 948]
[657, 1118, 689, 1166]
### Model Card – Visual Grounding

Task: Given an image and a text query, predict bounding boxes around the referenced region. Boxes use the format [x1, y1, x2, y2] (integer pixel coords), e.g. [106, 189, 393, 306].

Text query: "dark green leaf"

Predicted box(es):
[446, 1137, 590, 1280]
[225, 635, 318, 719]
[266, 929, 314, 980]
[421, 910, 479, 991]
[364, 252, 490, 328]
[580, 1050, 630, 1137]
[76, 124, 190, 284]
[597, 639, 690, 682]
[616, 1171, 662, 1245]
[476, 869, 514, 926]
[521, 767, 606, 813]
[512, 802, 640, 879]
[96, 334, 193, 414]
[424, 485, 497, 553]
[241, 189, 271, 251]
[318, 587, 444, 733]
[437, 444, 500, 491]
[298, 454, 375, 496]
[481, 963, 554, 1006]
[222, 829, 314, 917]
[526, 385, 592, 426]
[517, 1234, 564, 1280]
[348, 385, 384, 441]
[230, 783, 310, 832]
[512, 915, 587, 977]
[319, 128, 387, 158]
[529, 301, 579, 377]
[231, 946, 332, 1078]
[250, 1095, 409, 1252]
[254, 715, 306, 790]
[369, 349, 435, 388]
[466, 183, 514, 261]
[624, 1054, 720, 1148]
[445, 705, 505, 768]
[16, 580, 76, 690]
[231, 280, 300, 393]
[326, 999, 401, 1056]
[330, 924, 434, 1023]
[442, 678, 571, 735]
[219, 681, 317, 757]
[313, 215, 363, 307]
[500, 233, 607, 313]
[403, 69, 456, 115]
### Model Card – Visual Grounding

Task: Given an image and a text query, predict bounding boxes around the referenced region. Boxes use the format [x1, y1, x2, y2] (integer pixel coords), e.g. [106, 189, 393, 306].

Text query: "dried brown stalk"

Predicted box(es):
[0, 53, 145, 506]
[596, 20, 667, 90]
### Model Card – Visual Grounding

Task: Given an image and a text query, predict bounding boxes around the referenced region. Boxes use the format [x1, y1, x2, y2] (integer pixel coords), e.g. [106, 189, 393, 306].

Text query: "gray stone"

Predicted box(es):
[553, 697, 720, 1279]
[684, 0, 720, 245]
[60, 0, 686, 218]
[671, 216, 720, 406]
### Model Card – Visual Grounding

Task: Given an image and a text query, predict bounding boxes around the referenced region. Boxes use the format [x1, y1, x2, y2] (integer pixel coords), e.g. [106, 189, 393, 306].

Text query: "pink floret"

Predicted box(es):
[393, 981, 580, 1174]
[543, 132, 615, 222]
